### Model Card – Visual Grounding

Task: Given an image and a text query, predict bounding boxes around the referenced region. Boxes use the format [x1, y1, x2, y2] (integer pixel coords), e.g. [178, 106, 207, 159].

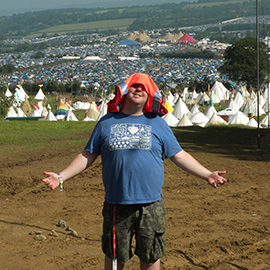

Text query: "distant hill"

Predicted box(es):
[0, 0, 194, 16]
[0, 0, 269, 40]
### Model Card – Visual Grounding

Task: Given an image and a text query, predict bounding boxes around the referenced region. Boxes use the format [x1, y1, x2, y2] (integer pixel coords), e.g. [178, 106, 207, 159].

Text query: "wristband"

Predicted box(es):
[57, 174, 63, 191]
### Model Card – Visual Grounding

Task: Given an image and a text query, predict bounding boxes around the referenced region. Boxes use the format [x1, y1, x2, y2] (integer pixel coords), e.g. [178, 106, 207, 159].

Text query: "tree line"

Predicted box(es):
[0, 0, 269, 40]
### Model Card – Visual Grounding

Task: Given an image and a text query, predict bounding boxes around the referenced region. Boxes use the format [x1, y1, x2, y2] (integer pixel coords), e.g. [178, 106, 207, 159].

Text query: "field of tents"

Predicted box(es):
[4, 80, 270, 130]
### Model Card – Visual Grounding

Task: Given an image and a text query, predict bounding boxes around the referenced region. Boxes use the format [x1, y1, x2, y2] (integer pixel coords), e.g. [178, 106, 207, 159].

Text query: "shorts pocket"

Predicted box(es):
[102, 233, 113, 258]
[152, 227, 166, 261]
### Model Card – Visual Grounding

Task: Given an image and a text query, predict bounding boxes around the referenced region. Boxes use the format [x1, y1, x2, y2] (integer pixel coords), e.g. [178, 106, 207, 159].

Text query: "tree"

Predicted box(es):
[218, 37, 268, 89]
[0, 63, 17, 74]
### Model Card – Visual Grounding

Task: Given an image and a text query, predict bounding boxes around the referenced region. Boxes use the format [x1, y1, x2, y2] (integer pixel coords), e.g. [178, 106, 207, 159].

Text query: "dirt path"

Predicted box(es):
[0, 147, 269, 269]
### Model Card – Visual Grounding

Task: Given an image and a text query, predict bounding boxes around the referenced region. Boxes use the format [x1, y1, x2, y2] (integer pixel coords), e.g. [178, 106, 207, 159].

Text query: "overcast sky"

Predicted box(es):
[0, 0, 193, 16]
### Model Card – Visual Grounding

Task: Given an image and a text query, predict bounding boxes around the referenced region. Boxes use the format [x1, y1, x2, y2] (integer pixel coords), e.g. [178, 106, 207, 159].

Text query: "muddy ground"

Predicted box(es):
[0, 136, 269, 270]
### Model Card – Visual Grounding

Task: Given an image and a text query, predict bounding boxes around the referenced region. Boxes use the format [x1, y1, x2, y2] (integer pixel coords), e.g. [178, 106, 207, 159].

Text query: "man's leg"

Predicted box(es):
[140, 259, 160, 270]
[104, 255, 125, 270]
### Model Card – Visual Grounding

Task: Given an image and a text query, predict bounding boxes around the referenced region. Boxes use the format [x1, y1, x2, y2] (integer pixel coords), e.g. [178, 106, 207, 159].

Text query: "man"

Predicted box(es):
[43, 73, 227, 270]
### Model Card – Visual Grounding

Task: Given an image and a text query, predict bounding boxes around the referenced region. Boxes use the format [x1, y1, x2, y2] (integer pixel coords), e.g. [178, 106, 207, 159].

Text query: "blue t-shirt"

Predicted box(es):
[85, 111, 182, 204]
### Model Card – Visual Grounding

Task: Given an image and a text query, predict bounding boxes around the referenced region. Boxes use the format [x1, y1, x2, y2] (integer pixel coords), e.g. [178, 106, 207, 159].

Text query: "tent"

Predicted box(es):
[196, 92, 210, 105]
[177, 114, 193, 127]
[246, 118, 260, 128]
[228, 111, 249, 125]
[234, 91, 245, 108]
[217, 108, 238, 122]
[21, 97, 32, 116]
[17, 107, 27, 117]
[189, 112, 209, 127]
[261, 114, 270, 127]
[63, 109, 79, 121]
[46, 110, 57, 121]
[162, 112, 179, 127]
[172, 97, 190, 119]
[205, 105, 217, 119]
[34, 87, 46, 100]
[190, 104, 200, 115]
[54, 99, 68, 120]
[118, 39, 140, 46]
[87, 101, 100, 121]
[205, 112, 228, 127]
[177, 34, 197, 43]
[5, 88, 12, 97]
[5, 106, 17, 119]
[14, 85, 28, 105]
[209, 81, 230, 102]
[83, 116, 96, 122]
[97, 100, 107, 121]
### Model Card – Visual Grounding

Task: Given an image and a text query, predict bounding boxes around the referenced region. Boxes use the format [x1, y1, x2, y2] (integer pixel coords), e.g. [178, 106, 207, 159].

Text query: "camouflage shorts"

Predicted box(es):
[102, 200, 166, 265]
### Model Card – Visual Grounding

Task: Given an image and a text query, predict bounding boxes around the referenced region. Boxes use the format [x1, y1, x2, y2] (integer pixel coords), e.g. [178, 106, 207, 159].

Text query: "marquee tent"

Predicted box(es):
[177, 34, 197, 43]
[118, 39, 140, 46]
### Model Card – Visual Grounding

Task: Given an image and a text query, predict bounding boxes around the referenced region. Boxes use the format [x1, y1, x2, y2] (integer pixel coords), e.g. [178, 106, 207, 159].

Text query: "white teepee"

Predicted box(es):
[228, 111, 249, 125]
[46, 110, 57, 121]
[189, 112, 208, 127]
[162, 112, 179, 127]
[205, 112, 228, 127]
[172, 97, 190, 119]
[177, 114, 193, 127]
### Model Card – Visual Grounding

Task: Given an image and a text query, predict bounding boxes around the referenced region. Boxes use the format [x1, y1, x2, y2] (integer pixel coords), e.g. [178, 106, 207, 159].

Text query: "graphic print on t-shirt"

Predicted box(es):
[109, 123, 151, 150]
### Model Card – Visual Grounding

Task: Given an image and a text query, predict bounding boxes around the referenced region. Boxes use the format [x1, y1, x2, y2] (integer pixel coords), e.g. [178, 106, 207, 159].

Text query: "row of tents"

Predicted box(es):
[4, 81, 270, 128]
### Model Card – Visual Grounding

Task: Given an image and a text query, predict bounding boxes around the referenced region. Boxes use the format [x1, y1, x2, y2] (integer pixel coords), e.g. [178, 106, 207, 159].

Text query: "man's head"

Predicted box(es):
[126, 83, 149, 106]
[107, 73, 168, 116]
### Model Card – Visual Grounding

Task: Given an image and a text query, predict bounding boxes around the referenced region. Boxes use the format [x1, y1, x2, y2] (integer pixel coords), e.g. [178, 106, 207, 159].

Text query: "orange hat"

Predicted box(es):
[107, 73, 168, 115]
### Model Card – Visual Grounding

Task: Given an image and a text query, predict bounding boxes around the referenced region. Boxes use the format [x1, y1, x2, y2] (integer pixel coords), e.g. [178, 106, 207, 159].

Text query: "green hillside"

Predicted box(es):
[0, 0, 269, 39]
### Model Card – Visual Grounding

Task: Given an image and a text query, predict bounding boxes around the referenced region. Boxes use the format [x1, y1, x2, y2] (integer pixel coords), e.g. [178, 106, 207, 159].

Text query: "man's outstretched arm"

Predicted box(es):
[42, 149, 97, 190]
[170, 150, 227, 188]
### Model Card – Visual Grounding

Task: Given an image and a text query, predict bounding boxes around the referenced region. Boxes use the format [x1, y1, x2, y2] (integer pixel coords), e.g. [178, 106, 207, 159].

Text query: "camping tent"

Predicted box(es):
[162, 112, 179, 127]
[46, 110, 57, 121]
[63, 109, 79, 121]
[34, 87, 46, 100]
[172, 97, 190, 119]
[228, 111, 249, 125]
[205, 112, 228, 127]
[177, 114, 193, 127]
[189, 112, 209, 127]
[54, 99, 68, 120]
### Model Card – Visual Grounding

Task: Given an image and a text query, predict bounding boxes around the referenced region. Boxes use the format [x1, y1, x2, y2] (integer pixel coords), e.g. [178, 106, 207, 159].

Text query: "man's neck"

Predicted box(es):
[121, 103, 144, 116]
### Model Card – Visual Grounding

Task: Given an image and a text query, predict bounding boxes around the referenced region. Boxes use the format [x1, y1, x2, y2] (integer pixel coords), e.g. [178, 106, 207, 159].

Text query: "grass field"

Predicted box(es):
[33, 18, 135, 36]
[184, 0, 244, 8]
[1, 120, 269, 161]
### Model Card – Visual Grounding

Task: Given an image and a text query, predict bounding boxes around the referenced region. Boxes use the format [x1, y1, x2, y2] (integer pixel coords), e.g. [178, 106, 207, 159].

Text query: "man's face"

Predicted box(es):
[127, 84, 149, 106]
